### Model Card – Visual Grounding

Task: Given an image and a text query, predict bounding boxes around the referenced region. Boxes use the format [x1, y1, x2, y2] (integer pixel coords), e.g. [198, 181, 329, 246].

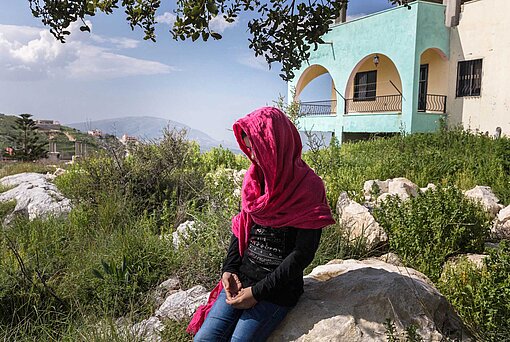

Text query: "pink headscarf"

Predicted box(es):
[187, 107, 334, 334]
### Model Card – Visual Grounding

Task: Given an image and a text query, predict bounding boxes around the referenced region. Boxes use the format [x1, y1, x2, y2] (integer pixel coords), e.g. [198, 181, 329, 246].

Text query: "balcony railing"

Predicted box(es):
[345, 95, 402, 113]
[299, 100, 337, 117]
[419, 94, 447, 113]
[300, 94, 447, 117]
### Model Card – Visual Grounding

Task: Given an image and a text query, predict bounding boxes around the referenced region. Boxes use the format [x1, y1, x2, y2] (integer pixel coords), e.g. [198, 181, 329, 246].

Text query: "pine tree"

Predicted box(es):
[7, 114, 47, 161]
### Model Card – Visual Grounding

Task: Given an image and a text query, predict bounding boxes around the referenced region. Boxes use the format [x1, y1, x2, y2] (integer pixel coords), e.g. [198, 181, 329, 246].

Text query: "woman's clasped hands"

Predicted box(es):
[221, 272, 257, 309]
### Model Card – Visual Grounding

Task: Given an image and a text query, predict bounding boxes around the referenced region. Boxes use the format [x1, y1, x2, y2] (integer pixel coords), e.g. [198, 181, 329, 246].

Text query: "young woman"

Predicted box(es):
[188, 107, 335, 341]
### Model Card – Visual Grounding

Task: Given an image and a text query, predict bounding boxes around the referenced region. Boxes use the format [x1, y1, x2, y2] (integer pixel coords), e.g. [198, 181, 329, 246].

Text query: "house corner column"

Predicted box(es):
[400, 55, 421, 134]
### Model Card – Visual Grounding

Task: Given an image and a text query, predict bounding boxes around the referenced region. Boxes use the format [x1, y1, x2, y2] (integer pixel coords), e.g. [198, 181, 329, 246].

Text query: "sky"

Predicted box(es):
[0, 1, 394, 142]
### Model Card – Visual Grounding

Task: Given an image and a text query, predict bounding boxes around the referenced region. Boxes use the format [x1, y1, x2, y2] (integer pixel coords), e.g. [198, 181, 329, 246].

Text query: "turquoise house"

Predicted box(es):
[290, 1, 450, 143]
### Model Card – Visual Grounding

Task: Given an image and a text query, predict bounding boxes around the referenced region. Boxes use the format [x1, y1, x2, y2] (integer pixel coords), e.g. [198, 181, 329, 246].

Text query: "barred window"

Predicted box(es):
[456, 59, 483, 97]
[354, 70, 377, 101]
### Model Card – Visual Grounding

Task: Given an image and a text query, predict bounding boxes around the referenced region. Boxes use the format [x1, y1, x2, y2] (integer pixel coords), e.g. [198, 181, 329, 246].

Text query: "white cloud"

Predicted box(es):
[0, 23, 175, 81]
[237, 54, 270, 71]
[156, 11, 237, 33]
[346, 13, 368, 21]
[90, 35, 140, 49]
[209, 16, 237, 33]
[156, 12, 177, 26]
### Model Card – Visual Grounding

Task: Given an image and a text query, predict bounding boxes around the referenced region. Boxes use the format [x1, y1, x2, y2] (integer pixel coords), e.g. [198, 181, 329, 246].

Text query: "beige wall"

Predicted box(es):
[420, 49, 449, 96]
[447, 0, 510, 135]
[345, 55, 403, 98]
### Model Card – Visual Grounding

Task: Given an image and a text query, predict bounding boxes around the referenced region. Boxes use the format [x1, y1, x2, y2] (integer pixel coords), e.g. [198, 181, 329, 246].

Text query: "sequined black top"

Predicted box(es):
[222, 224, 322, 307]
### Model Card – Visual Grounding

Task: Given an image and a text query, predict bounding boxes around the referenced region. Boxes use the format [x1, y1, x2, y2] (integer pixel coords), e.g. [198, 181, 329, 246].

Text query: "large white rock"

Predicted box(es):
[0, 172, 71, 223]
[464, 186, 503, 218]
[130, 316, 164, 342]
[153, 276, 181, 307]
[363, 177, 421, 203]
[337, 192, 388, 249]
[269, 259, 471, 342]
[172, 220, 196, 248]
[363, 179, 389, 201]
[387, 177, 420, 201]
[493, 204, 510, 239]
[155, 285, 209, 321]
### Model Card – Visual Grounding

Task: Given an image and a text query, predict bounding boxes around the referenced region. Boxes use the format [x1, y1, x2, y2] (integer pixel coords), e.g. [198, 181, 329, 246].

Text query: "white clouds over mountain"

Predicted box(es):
[0, 22, 175, 81]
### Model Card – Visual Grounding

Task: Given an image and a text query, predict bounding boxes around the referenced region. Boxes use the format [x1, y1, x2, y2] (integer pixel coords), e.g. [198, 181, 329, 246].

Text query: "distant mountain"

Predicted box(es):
[67, 116, 240, 152]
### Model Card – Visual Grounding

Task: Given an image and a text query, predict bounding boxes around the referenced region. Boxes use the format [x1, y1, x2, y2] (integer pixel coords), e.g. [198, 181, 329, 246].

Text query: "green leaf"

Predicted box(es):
[210, 32, 222, 40]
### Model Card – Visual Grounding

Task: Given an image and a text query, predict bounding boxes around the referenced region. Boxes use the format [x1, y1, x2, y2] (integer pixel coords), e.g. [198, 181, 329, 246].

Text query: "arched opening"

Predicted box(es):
[418, 48, 448, 113]
[294, 64, 337, 116]
[344, 54, 403, 114]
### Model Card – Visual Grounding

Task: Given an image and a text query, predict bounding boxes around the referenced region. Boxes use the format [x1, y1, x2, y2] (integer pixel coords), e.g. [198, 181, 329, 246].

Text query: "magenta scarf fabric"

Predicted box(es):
[187, 107, 334, 335]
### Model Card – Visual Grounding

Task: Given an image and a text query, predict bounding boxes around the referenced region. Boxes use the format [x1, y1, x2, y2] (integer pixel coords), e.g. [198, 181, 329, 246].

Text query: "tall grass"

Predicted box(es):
[304, 127, 510, 207]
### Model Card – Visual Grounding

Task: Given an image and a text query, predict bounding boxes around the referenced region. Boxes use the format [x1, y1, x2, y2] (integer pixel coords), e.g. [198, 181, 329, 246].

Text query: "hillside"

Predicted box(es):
[67, 116, 240, 152]
[0, 113, 101, 157]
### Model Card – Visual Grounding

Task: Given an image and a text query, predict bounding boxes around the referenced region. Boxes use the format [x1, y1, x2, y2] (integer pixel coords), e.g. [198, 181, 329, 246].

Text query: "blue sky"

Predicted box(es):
[0, 1, 393, 142]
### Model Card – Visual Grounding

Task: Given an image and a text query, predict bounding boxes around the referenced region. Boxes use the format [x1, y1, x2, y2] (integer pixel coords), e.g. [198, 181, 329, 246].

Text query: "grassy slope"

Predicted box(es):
[0, 113, 101, 154]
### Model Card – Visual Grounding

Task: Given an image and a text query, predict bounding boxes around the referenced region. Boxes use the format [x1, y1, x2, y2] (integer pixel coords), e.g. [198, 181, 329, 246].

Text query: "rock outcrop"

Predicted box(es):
[269, 259, 471, 342]
[337, 192, 388, 249]
[0, 172, 71, 224]
[493, 204, 510, 239]
[364, 177, 420, 203]
[464, 186, 503, 219]
[172, 220, 196, 249]
[131, 282, 209, 342]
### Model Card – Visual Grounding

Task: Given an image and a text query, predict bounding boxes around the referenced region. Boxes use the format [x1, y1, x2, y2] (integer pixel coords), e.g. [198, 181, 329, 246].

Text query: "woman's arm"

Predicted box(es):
[221, 234, 243, 300]
[222, 234, 242, 274]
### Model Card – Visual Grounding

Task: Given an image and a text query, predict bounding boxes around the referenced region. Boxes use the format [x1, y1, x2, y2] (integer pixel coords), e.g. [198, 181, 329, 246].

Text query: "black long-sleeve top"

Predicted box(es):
[222, 224, 322, 307]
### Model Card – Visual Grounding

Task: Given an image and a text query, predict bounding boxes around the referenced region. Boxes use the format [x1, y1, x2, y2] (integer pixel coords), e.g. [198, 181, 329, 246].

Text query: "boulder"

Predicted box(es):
[492, 204, 510, 239]
[131, 316, 164, 342]
[155, 285, 209, 321]
[375, 252, 404, 267]
[337, 192, 388, 249]
[420, 183, 437, 193]
[464, 186, 503, 218]
[269, 259, 471, 342]
[363, 179, 389, 201]
[363, 177, 420, 203]
[387, 177, 419, 201]
[153, 276, 181, 307]
[0, 172, 71, 224]
[130, 284, 209, 341]
[172, 220, 196, 249]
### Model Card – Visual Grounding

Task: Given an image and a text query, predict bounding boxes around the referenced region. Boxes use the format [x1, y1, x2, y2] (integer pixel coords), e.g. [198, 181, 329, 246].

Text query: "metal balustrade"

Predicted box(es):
[298, 100, 337, 116]
[299, 94, 447, 116]
[345, 95, 402, 113]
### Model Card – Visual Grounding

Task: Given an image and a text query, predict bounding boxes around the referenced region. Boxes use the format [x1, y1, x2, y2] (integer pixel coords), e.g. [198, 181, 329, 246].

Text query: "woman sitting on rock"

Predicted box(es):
[188, 107, 335, 341]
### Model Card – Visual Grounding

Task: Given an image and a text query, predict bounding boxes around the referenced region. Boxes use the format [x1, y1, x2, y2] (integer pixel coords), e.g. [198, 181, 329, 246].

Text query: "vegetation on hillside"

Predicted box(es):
[0, 113, 105, 160]
[0, 126, 509, 341]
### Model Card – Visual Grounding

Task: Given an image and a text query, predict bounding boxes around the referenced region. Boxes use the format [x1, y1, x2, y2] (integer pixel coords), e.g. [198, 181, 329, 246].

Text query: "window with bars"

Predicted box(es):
[354, 70, 377, 101]
[456, 59, 483, 97]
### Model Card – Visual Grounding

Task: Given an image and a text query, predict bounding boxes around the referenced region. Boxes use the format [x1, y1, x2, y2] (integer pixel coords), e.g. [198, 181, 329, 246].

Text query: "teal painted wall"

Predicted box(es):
[292, 1, 450, 142]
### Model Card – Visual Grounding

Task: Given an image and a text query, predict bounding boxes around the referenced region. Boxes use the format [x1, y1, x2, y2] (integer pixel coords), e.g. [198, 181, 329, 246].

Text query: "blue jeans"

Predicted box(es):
[194, 289, 291, 342]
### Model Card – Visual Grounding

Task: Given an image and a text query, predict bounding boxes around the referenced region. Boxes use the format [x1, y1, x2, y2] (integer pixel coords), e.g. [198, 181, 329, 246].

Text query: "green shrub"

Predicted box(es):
[373, 186, 491, 281]
[438, 241, 510, 342]
[303, 128, 510, 208]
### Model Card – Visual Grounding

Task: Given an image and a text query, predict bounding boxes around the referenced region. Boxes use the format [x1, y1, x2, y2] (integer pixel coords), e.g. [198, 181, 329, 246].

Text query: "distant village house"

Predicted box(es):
[35, 120, 61, 131]
[87, 129, 103, 138]
[120, 134, 138, 145]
